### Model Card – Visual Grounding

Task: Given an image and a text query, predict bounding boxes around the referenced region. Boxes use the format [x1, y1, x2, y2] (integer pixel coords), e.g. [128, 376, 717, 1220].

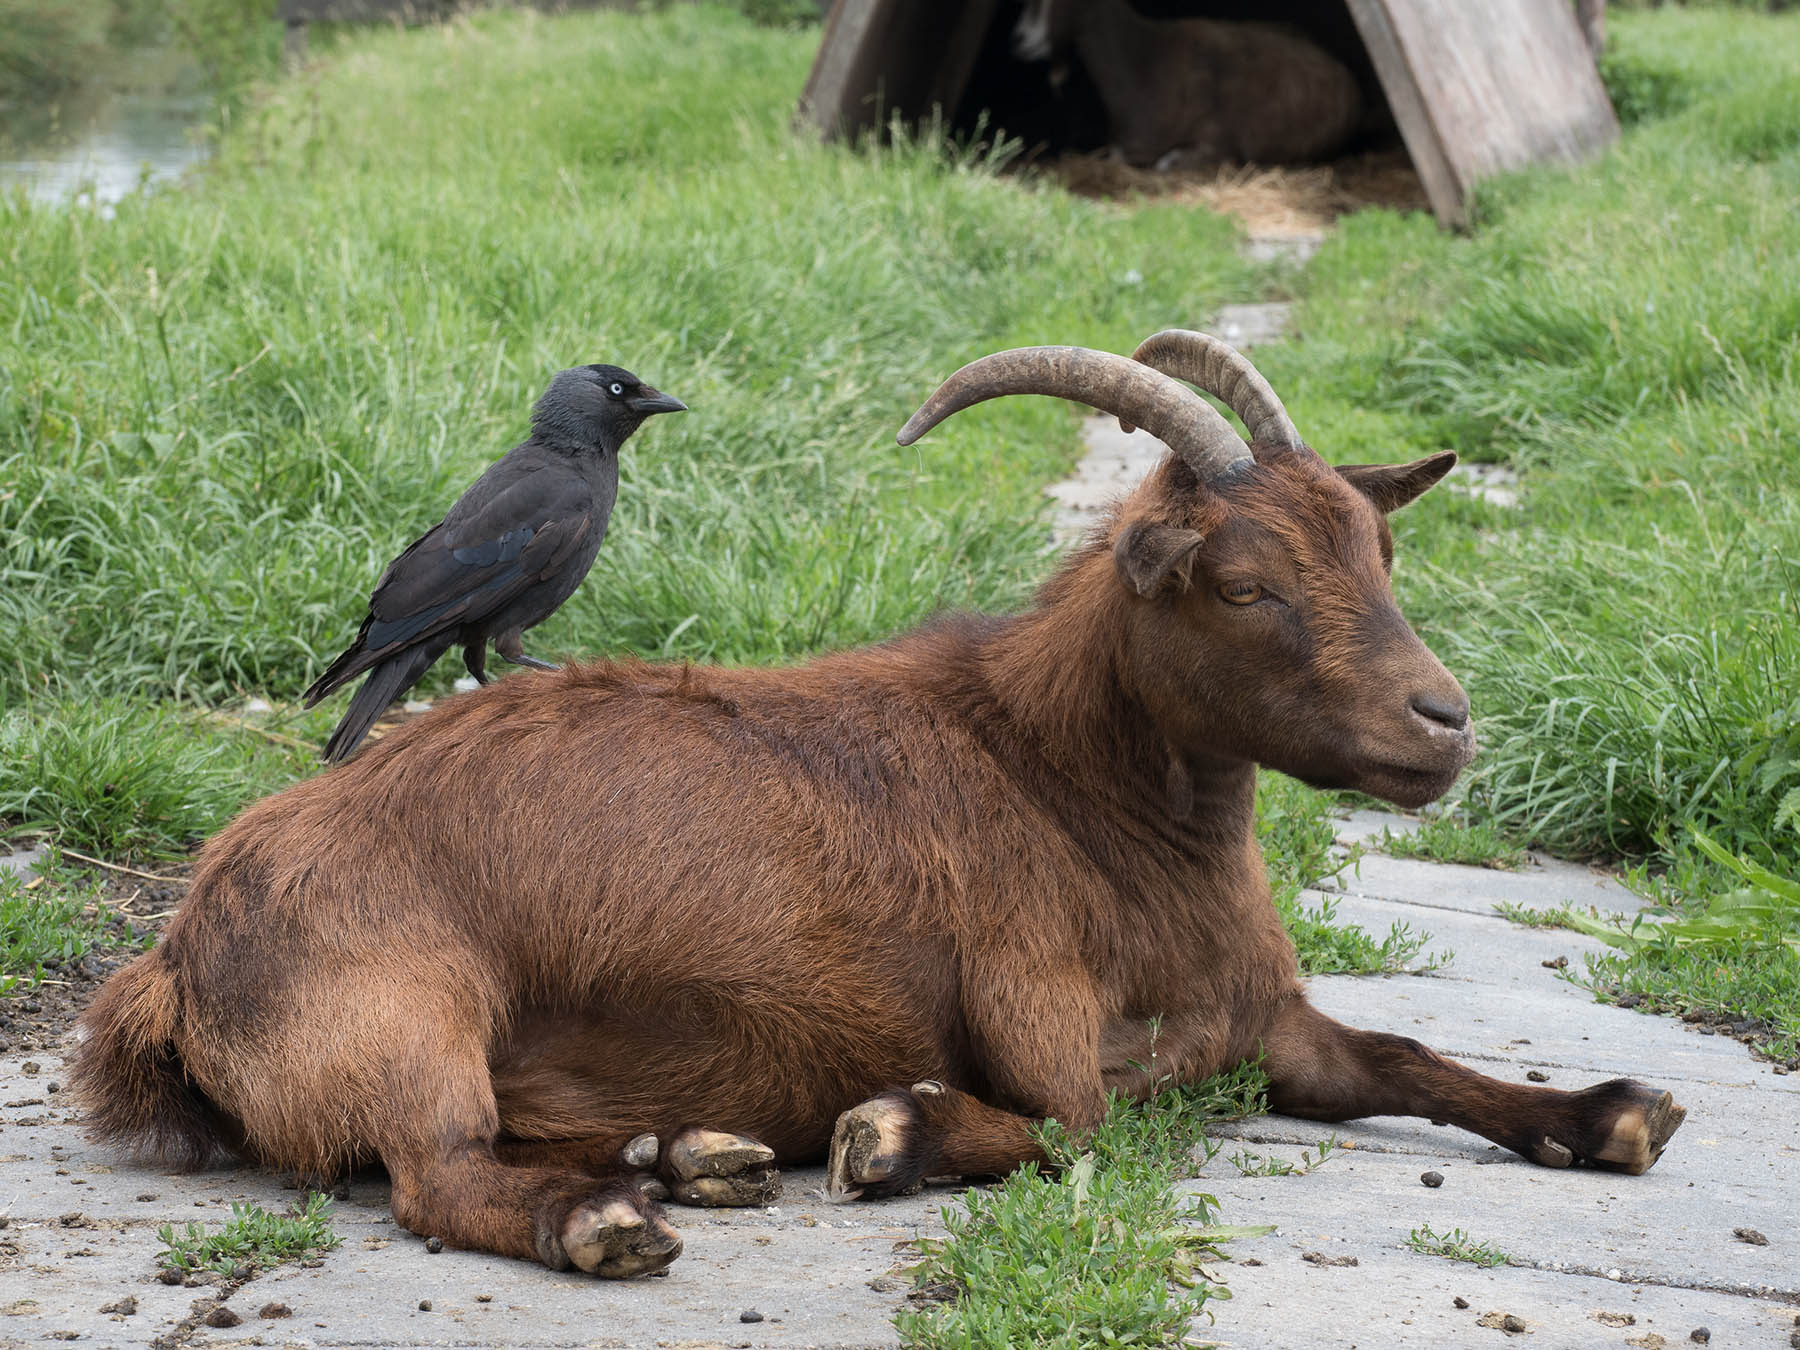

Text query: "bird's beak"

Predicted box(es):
[630, 387, 687, 417]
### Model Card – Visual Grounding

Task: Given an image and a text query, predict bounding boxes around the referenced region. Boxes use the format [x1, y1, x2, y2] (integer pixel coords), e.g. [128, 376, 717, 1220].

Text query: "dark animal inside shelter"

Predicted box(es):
[74, 333, 1686, 1278]
[800, 0, 1620, 226]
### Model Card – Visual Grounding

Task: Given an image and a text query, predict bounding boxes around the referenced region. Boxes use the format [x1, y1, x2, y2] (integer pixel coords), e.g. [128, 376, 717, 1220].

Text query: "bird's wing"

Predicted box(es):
[355, 467, 598, 659]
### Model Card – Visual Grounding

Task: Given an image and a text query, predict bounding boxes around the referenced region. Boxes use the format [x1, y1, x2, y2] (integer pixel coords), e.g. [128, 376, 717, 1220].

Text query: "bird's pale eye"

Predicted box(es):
[609, 382, 625, 397]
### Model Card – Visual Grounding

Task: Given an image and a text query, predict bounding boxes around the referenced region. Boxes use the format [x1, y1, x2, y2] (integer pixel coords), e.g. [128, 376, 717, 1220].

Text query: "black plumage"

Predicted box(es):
[302, 363, 685, 761]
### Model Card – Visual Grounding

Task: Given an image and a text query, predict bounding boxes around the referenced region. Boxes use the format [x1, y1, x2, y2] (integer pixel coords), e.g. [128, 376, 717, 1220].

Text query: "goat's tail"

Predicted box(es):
[72, 949, 226, 1170]
[320, 640, 447, 763]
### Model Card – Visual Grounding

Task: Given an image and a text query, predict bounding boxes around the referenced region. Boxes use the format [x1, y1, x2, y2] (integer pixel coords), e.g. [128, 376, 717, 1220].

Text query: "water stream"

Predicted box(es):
[1, 83, 212, 210]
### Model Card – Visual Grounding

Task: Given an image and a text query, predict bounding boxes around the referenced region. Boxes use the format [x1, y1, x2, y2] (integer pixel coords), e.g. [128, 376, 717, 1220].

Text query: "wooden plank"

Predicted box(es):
[1345, 0, 1618, 227]
[798, 0, 999, 141]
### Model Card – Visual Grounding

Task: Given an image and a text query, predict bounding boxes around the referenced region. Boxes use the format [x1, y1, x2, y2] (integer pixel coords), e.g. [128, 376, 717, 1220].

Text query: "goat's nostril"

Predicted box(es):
[1411, 693, 1469, 732]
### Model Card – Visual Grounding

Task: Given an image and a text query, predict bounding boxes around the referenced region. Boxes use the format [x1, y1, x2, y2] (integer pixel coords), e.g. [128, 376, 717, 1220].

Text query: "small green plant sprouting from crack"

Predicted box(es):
[1228, 1135, 1340, 1177]
[157, 1193, 341, 1277]
[1380, 815, 1527, 870]
[1494, 900, 1583, 930]
[1405, 1224, 1511, 1267]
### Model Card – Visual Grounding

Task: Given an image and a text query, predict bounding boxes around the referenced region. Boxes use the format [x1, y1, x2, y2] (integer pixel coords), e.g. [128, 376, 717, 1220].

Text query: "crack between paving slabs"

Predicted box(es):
[1500, 1259, 1800, 1305]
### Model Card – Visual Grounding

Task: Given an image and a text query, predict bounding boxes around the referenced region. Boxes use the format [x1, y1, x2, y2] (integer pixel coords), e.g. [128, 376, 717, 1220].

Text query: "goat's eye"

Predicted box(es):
[609, 382, 625, 396]
[1219, 581, 1263, 606]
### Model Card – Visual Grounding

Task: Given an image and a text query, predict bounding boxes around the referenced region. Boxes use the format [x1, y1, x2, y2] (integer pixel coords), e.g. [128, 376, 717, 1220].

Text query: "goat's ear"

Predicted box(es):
[1114, 522, 1206, 598]
[1337, 451, 1457, 515]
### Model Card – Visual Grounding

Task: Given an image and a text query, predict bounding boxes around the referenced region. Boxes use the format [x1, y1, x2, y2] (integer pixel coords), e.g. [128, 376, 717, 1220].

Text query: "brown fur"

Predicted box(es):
[74, 438, 1685, 1272]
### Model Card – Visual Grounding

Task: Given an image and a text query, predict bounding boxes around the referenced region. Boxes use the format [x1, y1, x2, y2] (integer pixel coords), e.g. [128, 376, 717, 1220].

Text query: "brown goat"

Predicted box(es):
[75, 334, 1686, 1278]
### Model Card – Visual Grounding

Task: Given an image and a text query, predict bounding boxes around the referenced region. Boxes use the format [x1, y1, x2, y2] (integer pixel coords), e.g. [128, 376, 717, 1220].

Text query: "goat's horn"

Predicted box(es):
[896, 345, 1251, 479]
[1129, 329, 1302, 450]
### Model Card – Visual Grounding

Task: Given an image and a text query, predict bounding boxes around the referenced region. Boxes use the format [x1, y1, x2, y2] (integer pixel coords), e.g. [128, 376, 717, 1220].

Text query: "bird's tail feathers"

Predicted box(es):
[320, 642, 447, 763]
[302, 641, 379, 709]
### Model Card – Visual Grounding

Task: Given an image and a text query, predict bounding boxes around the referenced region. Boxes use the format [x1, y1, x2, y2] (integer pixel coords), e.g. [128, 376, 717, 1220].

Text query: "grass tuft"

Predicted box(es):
[897, 1063, 1268, 1348]
[157, 1193, 340, 1277]
[1257, 774, 1442, 975]
[1380, 815, 1526, 870]
[1404, 1224, 1511, 1268]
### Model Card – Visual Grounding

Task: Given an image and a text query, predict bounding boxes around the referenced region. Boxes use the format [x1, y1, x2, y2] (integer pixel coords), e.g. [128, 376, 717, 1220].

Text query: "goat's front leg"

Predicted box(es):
[1260, 995, 1686, 1173]
[827, 958, 1107, 1199]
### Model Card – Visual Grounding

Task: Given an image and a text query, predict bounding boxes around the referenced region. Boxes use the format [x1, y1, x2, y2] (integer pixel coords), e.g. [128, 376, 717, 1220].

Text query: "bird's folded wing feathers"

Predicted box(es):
[357, 473, 596, 657]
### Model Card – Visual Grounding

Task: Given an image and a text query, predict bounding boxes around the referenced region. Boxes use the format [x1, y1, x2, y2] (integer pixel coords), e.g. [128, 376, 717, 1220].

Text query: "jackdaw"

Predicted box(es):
[302, 363, 685, 762]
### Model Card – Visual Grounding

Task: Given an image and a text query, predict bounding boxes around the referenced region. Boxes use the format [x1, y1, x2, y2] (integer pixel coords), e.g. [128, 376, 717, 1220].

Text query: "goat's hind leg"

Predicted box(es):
[1260, 996, 1686, 1173]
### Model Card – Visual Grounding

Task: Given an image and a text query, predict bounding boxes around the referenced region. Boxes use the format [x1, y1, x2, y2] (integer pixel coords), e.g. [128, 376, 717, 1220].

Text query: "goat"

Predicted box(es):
[74, 333, 1686, 1277]
[1013, 0, 1363, 168]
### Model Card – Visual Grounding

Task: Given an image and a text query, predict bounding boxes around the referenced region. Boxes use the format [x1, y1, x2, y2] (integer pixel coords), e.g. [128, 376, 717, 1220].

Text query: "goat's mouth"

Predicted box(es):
[1356, 737, 1475, 809]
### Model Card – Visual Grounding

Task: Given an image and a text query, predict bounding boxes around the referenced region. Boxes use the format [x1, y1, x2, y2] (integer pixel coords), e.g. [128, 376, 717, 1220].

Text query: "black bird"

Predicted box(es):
[302, 363, 686, 762]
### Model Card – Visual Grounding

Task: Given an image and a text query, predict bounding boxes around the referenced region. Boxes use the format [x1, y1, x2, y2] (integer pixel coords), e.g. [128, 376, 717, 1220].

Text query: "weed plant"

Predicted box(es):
[0, 853, 151, 993]
[1380, 814, 1526, 870]
[1405, 1224, 1511, 1268]
[898, 1064, 1270, 1348]
[1228, 1135, 1339, 1178]
[157, 1192, 340, 1276]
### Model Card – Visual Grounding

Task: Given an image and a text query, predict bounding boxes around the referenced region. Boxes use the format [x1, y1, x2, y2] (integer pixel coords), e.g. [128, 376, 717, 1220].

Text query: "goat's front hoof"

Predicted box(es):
[659, 1127, 781, 1207]
[1588, 1084, 1687, 1175]
[559, 1188, 683, 1277]
[827, 1091, 927, 1201]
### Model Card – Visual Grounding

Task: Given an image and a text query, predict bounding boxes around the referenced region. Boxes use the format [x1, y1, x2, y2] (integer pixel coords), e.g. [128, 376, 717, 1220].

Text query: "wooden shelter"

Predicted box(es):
[799, 0, 1619, 227]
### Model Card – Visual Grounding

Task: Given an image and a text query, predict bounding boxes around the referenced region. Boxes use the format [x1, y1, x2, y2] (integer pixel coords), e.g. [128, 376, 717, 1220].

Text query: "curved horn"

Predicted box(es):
[1130, 329, 1302, 449]
[896, 345, 1251, 480]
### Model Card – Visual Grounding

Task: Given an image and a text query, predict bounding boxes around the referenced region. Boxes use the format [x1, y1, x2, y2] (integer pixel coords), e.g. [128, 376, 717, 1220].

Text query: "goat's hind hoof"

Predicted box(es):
[555, 1186, 683, 1278]
[827, 1090, 930, 1201]
[659, 1127, 781, 1207]
[1588, 1082, 1687, 1175]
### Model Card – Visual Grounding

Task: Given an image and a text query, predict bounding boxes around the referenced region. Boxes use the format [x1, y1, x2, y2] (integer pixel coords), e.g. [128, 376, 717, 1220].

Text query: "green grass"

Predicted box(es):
[0, 853, 152, 993]
[1258, 774, 1441, 975]
[1494, 900, 1580, 930]
[0, 699, 331, 857]
[898, 1065, 1270, 1348]
[157, 1193, 340, 1277]
[1404, 1225, 1511, 1268]
[1379, 815, 1526, 870]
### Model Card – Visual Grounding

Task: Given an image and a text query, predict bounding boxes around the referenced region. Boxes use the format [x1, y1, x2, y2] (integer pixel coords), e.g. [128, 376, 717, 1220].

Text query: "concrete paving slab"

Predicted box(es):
[1331, 852, 1646, 917]
[1331, 808, 1424, 847]
[1045, 415, 1168, 546]
[1242, 232, 1326, 267]
[1200, 1084, 1796, 1298]
[1290, 926, 1785, 1087]
[1189, 1241, 1796, 1349]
